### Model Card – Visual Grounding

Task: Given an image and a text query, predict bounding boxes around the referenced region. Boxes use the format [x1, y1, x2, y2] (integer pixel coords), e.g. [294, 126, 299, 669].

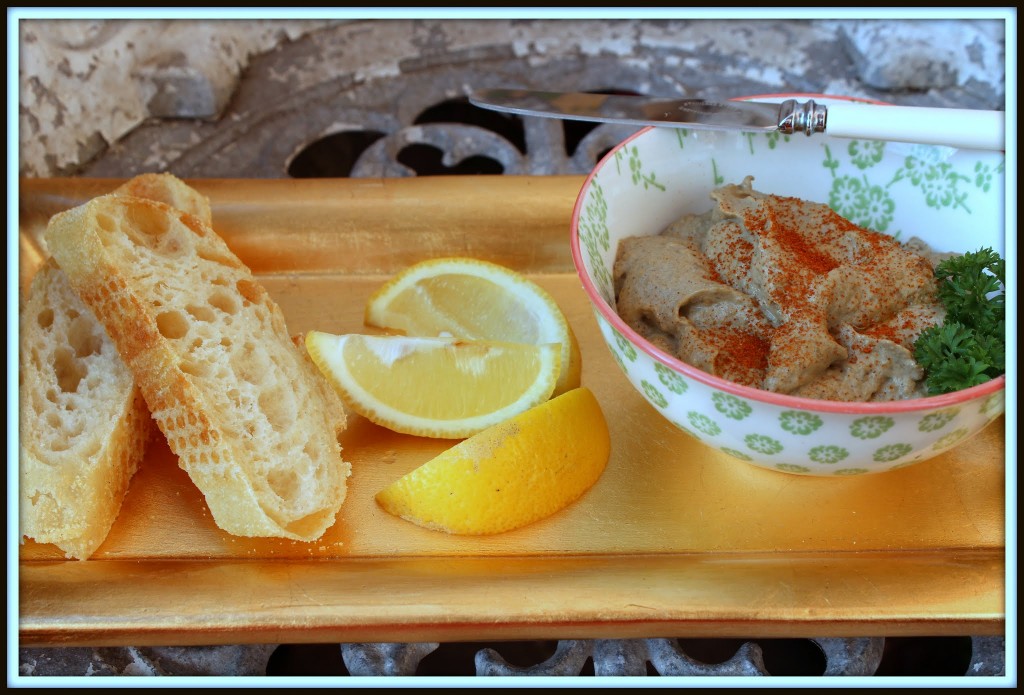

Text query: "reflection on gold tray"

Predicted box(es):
[18, 176, 1006, 647]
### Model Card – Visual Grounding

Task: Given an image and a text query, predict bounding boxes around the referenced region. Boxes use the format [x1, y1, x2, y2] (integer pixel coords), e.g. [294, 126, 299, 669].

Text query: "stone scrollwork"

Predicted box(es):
[19, 636, 1006, 677]
[30, 18, 1004, 180]
[350, 123, 529, 178]
[347, 118, 644, 178]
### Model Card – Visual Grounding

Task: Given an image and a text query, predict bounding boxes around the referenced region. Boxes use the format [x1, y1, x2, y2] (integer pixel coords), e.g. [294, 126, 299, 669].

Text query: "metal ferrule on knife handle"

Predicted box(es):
[777, 99, 827, 137]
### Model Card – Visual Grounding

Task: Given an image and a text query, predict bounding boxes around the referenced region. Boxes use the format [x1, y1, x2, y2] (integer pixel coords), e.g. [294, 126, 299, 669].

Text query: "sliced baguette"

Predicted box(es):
[19, 174, 208, 559]
[114, 174, 347, 439]
[44, 192, 350, 541]
[19, 260, 153, 559]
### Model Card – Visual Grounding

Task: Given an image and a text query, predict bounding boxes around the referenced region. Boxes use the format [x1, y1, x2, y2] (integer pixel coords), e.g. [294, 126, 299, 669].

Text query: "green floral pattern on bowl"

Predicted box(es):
[578, 105, 1005, 476]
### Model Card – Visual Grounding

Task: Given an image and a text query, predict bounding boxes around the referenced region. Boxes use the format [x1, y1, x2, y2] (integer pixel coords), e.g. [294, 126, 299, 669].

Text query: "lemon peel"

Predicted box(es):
[375, 387, 610, 534]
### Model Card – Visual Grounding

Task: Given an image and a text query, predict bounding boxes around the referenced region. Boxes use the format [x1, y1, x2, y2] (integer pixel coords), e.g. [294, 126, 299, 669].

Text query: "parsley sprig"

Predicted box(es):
[914, 247, 1005, 395]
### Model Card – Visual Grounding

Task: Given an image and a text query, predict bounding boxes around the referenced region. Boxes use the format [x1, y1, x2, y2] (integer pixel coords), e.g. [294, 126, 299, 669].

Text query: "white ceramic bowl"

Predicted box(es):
[571, 94, 1006, 476]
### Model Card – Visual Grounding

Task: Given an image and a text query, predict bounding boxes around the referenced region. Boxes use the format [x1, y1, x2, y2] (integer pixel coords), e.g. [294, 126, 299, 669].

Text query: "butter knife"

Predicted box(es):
[469, 89, 1005, 151]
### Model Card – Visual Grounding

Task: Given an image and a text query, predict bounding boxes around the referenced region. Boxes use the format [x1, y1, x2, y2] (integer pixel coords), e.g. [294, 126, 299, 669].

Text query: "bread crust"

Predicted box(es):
[112, 172, 213, 224]
[44, 193, 350, 541]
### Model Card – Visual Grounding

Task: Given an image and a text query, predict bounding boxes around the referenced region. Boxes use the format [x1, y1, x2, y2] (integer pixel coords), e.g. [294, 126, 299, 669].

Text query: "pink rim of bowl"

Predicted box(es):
[569, 93, 1006, 416]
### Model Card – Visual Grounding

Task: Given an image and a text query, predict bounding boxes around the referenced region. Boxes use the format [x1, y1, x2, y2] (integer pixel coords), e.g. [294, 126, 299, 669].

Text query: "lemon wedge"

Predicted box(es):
[305, 332, 561, 439]
[364, 257, 582, 395]
[375, 387, 610, 534]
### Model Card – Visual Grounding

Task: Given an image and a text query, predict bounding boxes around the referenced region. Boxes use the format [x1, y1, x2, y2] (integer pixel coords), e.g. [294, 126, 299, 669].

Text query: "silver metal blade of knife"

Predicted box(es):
[469, 89, 782, 131]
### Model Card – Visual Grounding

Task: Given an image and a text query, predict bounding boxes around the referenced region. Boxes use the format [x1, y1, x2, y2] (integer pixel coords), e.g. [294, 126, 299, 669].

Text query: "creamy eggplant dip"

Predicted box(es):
[613, 177, 950, 402]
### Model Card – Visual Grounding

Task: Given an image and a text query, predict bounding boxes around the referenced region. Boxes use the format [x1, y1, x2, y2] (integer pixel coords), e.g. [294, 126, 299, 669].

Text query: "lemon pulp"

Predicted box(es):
[306, 332, 561, 439]
[365, 257, 581, 395]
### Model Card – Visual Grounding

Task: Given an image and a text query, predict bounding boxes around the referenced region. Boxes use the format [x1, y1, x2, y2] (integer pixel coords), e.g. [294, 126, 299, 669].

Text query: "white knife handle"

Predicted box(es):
[823, 102, 1005, 151]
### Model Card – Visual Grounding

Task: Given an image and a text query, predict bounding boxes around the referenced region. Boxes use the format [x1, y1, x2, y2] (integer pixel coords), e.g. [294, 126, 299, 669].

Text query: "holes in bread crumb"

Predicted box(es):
[231, 342, 262, 384]
[60, 416, 85, 441]
[236, 279, 261, 304]
[53, 348, 87, 393]
[126, 202, 171, 238]
[266, 468, 300, 502]
[180, 358, 211, 379]
[186, 303, 217, 323]
[161, 236, 183, 255]
[259, 384, 297, 433]
[36, 308, 54, 329]
[96, 212, 116, 233]
[156, 310, 190, 340]
[209, 289, 240, 315]
[67, 317, 103, 358]
[197, 246, 240, 268]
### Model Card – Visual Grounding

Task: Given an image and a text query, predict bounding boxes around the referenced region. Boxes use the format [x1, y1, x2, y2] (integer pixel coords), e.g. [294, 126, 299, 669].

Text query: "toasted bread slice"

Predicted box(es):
[116, 174, 347, 439]
[19, 174, 208, 559]
[45, 193, 350, 541]
[19, 260, 153, 559]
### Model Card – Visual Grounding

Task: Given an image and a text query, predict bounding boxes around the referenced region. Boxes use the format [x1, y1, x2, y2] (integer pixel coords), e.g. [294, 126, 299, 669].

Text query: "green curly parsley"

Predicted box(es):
[914, 247, 1005, 395]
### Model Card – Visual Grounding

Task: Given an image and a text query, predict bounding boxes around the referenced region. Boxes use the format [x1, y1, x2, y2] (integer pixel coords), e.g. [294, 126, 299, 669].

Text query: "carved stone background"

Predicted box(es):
[14, 14, 1011, 682]
[18, 17, 1006, 180]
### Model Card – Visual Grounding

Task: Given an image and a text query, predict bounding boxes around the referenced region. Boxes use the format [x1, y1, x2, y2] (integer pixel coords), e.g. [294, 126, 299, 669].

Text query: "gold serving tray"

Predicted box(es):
[17, 176, 1006, 647]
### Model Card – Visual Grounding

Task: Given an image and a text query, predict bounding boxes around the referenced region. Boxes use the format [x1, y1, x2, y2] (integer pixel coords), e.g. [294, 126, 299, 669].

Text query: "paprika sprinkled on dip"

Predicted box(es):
[612, 177, 947, 403]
